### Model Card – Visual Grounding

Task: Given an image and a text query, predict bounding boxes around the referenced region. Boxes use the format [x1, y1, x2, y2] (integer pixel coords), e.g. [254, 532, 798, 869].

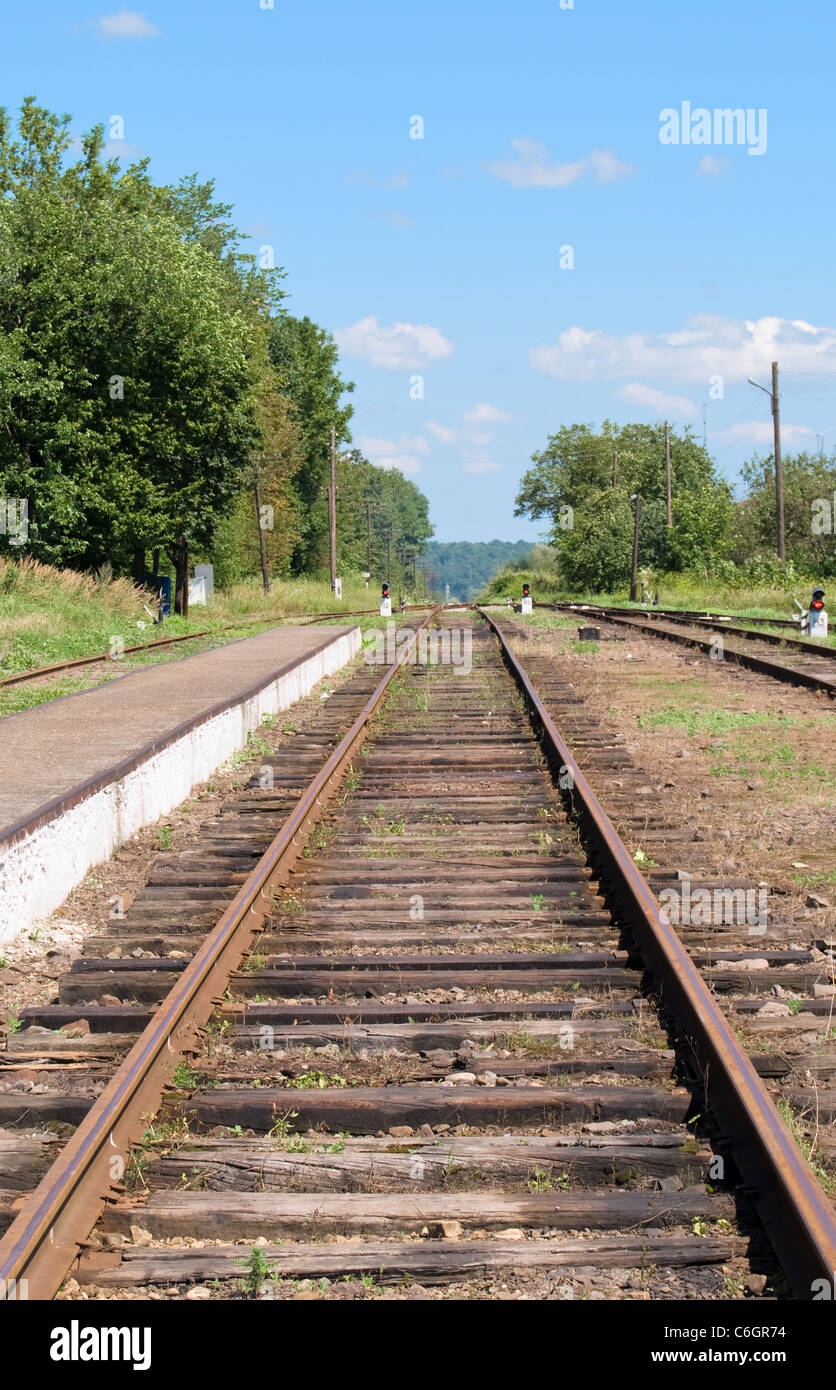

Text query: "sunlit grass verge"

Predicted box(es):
[479, 562, 824, 623]
[0, 559, 377, 679]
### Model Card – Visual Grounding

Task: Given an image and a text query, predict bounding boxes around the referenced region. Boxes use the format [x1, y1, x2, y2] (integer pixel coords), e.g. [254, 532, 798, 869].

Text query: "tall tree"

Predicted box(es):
[515, 420, 732, 586]
[516, 421, 719, 525]
[332, 449, 433, 589]
[267, 314, 354, 575]
[0, 98, 282, 609]
[738, 451, 836, 577]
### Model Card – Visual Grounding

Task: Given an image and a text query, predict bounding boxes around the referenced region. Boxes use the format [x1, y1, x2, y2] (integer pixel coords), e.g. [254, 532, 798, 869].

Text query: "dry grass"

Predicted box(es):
[0, 560, 377, 683]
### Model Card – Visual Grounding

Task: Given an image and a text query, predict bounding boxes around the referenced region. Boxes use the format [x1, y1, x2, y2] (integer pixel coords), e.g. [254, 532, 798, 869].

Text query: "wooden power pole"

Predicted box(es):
[748, 361, 785, 562]
[328, 426, 337, 591]
[629, 495, 642, 602]
[771, 362, 785, 563]
[253, 467, 271, 594]
[612, 450, 619, 488]
[665, 422, 672, 527]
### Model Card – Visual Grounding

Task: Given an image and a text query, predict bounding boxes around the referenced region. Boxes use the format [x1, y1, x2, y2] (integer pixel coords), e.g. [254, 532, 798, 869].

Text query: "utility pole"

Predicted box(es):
[747, 362, 785, 562]
[253, 465, 271, 594]
[664, 421, 672, 527]
[771, 361, 785, 563]
[629, 494, 642, 603]
[329, 426, 337, 591]
[384, 530, 391, 585]
[366, 501, 373, 573]
[612, 449, 619, 488]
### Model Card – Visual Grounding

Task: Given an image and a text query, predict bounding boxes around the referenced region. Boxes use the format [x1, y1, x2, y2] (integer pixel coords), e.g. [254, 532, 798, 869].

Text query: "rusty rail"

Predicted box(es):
[558, 602, 835, 659]
[559, 602, 800, 630]
[478, 606, 836, 1298]
[0, 609, 439, 1299]
[555, 604, 834, 696]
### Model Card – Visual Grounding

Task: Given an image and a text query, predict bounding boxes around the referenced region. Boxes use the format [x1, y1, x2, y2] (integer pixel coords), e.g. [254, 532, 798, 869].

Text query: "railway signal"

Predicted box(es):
[807, 586, 828, 639]
[521, 582, 532, 616]
[794, 586, 828, 639]
[380, 581, 392, 618]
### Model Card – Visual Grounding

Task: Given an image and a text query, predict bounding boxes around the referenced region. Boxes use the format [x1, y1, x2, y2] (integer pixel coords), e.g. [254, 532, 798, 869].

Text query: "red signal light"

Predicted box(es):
[522, 584, 530, 598]
[382, 582, 390, 598]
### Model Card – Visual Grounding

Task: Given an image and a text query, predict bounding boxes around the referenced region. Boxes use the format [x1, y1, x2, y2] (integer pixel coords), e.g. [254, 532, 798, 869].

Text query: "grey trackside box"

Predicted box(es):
[194, 564, 215, 597]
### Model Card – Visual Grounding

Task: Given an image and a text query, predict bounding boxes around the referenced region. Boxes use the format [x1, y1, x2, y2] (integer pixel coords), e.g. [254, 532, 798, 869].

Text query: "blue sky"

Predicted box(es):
[3, 1, 835, 541]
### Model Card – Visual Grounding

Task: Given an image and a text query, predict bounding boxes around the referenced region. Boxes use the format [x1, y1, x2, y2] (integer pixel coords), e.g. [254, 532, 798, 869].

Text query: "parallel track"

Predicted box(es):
[556, 603, 836, 696]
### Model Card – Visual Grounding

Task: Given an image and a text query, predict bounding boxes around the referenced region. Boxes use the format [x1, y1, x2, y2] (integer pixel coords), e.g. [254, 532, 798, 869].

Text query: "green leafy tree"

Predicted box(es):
[557, 489, 635, 592]
[516, 420, 733, 588]
[0, 98, 280, 610]
[268, 314, 354, 574]
[333, 449, 433, 590]
[738, 452, 836, 577]
[667, 483, 734, 573]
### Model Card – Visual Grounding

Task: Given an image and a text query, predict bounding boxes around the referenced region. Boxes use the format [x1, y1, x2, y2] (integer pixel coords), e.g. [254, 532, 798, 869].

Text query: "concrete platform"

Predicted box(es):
[0, 624, 360, 942]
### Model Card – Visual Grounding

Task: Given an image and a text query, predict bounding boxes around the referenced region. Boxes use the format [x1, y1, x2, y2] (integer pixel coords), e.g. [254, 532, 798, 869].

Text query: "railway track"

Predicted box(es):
[564, 605, 801, 632]
[1, 609, 834, 1303]
[557, 603, 836, 696]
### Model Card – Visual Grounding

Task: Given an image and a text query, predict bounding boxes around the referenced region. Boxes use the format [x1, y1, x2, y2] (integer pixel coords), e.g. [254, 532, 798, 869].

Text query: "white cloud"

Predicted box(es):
[97, 9, 160, 38]
[713, 421, 815, 447]
[699, 154, 729, 177]
[617, 383, 698, 419]
[384, 172, 410, 190]
[103, 140, 143, 159]
[426, 421, 459, 445]
[463, 458, 502, 475]
[587, 149, 636, 183]
[530, 315, 836, 384]
[426, 403, 513, 475]
[486, 138, 635, 189]
[358, 434, 428, 475]
[335, 316, 454, 370]
[463, 402, 514, 424]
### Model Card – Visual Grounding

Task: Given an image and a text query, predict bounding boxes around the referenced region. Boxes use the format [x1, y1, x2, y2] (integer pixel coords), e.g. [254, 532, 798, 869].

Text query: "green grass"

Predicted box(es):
[0, 562, 386, 717]
[478, 562, 823, 622]
[790, 869, 836, 888]
[635, 702, 835, 792]
[0, 561, 379, 679]
[635, 705, 787, 737]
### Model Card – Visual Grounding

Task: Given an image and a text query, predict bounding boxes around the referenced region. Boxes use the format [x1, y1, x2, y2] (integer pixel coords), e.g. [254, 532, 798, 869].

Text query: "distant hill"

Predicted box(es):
[425, 539, 533, 600]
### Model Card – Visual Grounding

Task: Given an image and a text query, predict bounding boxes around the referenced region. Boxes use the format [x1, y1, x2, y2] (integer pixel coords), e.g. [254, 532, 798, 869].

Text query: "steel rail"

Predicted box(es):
[558, 602, 835, 661]
[623, 609, 836, 660]
[566, 603, 799, 630]
[555, 605, 835, 696]
[0, 608, 439, 1300]
[478, 606, 836, 1298]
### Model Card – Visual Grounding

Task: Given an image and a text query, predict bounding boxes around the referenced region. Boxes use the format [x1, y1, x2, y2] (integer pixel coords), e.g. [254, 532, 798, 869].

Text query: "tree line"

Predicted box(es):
[514, 420, 836, 591]
[423, 540, 533, 599]
[0, 99, 433, 609]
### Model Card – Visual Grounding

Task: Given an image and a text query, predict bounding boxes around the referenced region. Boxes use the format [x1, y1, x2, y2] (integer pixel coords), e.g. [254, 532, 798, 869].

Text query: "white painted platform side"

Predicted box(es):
[0, 627, 360, 945]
